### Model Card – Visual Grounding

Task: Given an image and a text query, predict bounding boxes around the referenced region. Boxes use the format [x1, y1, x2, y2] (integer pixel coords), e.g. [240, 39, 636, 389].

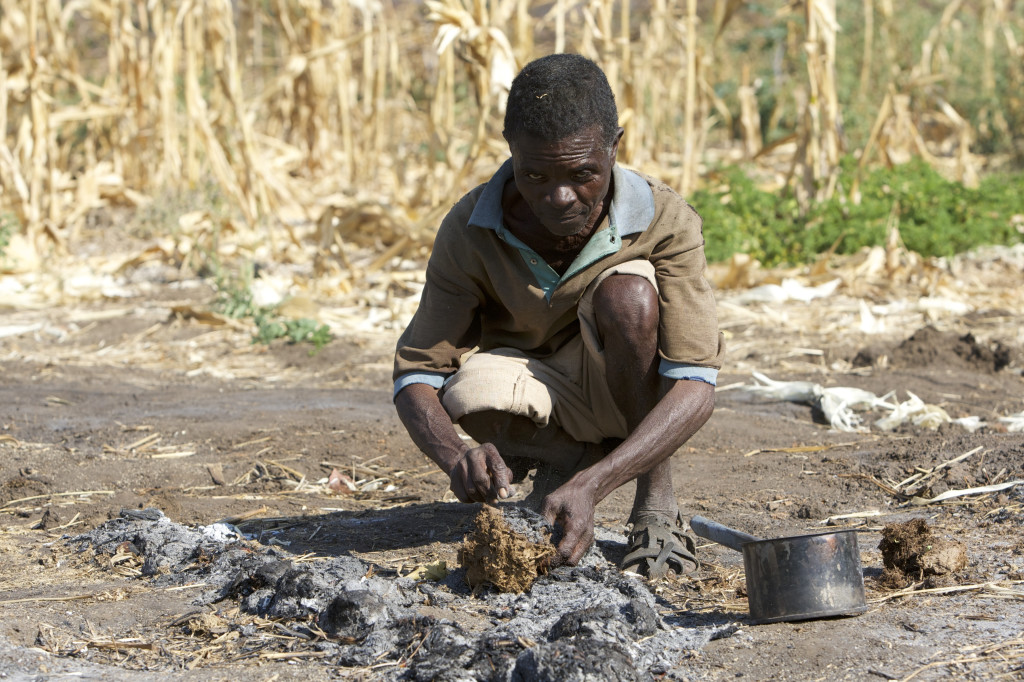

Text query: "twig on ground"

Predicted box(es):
[820, 510, 883, 525]
[744, 442, 858, 457]
[898, 635, 1024, 682]
[910, 480, 1024, 505]
[839, 473, 906, 498]
[871, 580, 1024, 604]
[895, 445, 984, 493]
[232, 436, 273, 450]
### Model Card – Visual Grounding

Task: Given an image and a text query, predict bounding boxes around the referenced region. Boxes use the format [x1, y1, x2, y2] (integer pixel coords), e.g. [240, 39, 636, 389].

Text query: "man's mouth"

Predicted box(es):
[547, 210, 583, 225]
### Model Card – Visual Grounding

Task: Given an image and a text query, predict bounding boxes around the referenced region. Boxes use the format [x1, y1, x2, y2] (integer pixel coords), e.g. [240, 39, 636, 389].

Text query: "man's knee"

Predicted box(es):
[593, 273, 659, 341]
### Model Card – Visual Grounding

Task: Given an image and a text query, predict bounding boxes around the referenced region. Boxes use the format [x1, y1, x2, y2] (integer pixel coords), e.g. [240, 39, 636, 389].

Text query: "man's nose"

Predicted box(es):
[547, 184, 575, 208]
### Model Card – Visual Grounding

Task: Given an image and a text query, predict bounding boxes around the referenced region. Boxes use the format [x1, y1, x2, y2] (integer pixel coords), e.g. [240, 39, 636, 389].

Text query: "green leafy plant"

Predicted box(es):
[211, 261, 332, 354]
[695, 160, 1024, 267]
[251, 312, 332, 353]
[211, 262, 259, 319]
[281, 317, 333, 350]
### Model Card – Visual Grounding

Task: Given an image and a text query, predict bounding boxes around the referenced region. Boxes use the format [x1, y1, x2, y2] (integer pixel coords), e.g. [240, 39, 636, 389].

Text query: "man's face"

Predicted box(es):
[508, 124, 623, 237]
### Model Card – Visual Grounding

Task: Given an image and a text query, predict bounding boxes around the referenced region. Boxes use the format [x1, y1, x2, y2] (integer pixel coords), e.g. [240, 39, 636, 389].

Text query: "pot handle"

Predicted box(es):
[690, 516, 763, 552]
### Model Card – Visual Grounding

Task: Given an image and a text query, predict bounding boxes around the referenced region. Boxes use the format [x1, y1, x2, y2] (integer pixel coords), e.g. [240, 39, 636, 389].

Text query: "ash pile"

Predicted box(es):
[72, 507, 736, 680]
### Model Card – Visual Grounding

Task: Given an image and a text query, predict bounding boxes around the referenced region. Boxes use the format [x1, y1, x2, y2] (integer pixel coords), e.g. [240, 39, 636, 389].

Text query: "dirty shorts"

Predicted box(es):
[439, 260, 656, 444]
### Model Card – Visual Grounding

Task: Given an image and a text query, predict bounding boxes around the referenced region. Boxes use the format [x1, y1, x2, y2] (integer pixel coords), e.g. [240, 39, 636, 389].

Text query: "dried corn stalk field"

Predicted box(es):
[2, 0, 1022, 309]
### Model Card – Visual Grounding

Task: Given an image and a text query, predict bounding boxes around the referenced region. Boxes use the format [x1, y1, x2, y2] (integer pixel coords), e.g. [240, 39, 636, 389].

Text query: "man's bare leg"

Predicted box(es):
[592, 274, 678, 522]
[590, 273, 701, 577]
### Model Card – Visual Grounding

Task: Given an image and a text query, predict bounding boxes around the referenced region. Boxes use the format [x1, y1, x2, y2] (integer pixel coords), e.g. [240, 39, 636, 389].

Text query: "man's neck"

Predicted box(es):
[501, 181, 611, 276]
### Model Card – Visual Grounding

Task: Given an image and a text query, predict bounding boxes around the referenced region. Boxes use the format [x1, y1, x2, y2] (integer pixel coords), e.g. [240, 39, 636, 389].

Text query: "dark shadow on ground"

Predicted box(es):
[234, 500, 480, 555]
[233, 499, 635, 570]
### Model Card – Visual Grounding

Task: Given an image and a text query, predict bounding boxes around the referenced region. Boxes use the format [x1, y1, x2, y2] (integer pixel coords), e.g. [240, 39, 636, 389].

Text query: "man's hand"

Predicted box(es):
[395, 384, 515, 504]
[447, 443, 515, 503]
[541, 479, 598, 566]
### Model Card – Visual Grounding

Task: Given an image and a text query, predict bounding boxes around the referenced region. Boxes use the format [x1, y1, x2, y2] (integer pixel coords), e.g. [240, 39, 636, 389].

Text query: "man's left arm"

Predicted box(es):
[541, 377, 715, 565]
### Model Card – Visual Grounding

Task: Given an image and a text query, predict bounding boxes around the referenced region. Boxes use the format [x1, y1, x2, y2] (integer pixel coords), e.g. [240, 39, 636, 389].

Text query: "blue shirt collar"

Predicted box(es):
[467, 158, 656, 237]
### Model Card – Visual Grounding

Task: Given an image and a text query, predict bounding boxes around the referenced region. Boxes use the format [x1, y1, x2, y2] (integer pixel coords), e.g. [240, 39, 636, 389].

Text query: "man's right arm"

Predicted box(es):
[394, 382, 513, 503]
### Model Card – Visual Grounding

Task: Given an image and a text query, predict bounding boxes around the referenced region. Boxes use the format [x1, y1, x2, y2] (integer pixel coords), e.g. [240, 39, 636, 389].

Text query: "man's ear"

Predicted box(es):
[610, 127, 624, 160]
[504, 130, 517, 156]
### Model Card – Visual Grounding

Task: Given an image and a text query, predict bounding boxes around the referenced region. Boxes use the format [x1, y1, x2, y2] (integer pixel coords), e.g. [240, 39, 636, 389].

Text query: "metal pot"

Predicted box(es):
[690, 515, 868, 624]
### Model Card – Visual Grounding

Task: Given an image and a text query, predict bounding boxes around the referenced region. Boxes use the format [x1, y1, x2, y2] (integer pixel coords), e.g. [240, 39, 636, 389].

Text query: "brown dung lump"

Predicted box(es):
[877, 517, 968, 588]
[459, 505, 555, 593]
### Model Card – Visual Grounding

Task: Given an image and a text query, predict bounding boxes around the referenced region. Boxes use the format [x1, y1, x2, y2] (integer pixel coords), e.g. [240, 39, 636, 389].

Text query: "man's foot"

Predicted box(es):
[621, 512, 699, 579]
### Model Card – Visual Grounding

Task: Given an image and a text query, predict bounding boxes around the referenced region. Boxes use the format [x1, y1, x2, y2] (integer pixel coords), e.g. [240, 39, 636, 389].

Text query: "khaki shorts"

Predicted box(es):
[440, 260, 656, 443]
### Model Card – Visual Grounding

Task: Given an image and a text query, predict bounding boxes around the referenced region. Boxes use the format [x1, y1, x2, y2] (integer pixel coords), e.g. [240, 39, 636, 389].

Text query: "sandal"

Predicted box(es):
[621, 513, 700, 579]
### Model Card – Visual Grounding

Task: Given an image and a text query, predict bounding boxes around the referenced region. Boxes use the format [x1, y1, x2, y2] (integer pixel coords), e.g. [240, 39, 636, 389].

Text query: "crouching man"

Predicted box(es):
[393, 54, 724, 579]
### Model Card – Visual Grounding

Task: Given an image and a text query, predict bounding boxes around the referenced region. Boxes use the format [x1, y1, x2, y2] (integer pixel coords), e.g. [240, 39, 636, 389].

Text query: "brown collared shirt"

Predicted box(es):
[393, 160, 725, 397]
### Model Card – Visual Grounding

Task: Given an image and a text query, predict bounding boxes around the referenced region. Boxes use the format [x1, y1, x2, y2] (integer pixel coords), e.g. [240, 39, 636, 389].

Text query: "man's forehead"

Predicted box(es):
[510, 123, 606, 147]
[510, 128, 611, 162]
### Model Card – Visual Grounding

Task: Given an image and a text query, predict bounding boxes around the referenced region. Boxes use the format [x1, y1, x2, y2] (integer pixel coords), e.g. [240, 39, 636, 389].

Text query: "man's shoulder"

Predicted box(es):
[441, 162, 510, 231]
[434, 183, 487, 243]
[617, 167, 695, 211]
[621, 168, 701, 228]
[431, 180, 504, 263]
[635, 170, 693, 206]
[446, 182, 488, 222]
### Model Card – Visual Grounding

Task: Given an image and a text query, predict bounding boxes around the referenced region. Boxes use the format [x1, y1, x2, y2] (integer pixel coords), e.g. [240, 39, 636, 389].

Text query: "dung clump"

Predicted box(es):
[886, 325, 1014, 373]
[458, 505, 555, 593]
[878, 518, 968, 588]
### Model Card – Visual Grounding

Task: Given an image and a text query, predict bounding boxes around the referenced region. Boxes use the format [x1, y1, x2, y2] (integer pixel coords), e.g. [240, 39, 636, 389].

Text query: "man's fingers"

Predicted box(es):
[449, 476, 470, 503]
[451, 445, 518, 503]
[562, 528, 594, 566]
[553, 520, 593, 566]
[485, 450, 514, 499]
[465, 452, 494, 500]
[540, 497, 559, 527]
[540, 493, 595, 567]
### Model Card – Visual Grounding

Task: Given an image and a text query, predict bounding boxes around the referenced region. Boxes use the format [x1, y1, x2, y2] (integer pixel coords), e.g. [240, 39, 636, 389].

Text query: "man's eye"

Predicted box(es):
[525, 173, 544, 181]
[573, 171, 594, 181]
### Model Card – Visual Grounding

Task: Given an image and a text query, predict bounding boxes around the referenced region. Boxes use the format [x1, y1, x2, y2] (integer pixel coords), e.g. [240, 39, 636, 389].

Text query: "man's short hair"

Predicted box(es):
[503, 54, 619, 148]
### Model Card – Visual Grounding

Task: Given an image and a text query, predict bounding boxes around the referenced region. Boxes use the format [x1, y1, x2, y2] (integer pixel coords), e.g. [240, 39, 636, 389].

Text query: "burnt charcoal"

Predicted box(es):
[549, 606, 619, 640]
[262, 568, 321, 618]
[222, 557, 289, 600]
[511, 638, 642, 682]
[542, 565, 604, 583]
[120, 507, 164, 521]
[276, 569, 319, 600]
[253, 560, 291, 587]
[401, 623, 483, 681]
[76, 509, 221, 577]
[70, 509, 737, 678]
[612, 575, 658, 603]
[547, 604, 648, 647]
[500, 505, 555, 542]
[319, 590, 390, 639]
[622, 599, 659, 637]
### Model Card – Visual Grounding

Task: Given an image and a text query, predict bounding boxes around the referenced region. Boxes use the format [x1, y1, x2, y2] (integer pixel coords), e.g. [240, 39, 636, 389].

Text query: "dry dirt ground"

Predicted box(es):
[1, 249, 1023, 681]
